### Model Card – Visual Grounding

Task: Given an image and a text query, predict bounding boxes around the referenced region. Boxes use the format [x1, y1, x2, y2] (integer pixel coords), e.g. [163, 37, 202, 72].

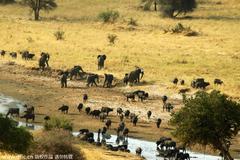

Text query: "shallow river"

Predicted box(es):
[0, 94, 223, 160]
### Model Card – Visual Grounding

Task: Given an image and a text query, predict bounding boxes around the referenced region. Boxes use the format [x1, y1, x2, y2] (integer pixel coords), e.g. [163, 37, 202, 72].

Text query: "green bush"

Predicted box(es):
[44, 116, 73, 131]
[128, 18, 138, 26]
[98, 10, 119, 23]
[0, 115, 33, 153]
[0, 0, 15, 4]
[107, 34, 117, 45]
[29, 129, 85, 160]
[54, 30, 65, 40]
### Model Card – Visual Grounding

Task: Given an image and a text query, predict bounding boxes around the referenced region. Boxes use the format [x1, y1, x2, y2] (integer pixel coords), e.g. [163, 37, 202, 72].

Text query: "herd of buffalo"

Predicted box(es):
[1, 49, 225, 159]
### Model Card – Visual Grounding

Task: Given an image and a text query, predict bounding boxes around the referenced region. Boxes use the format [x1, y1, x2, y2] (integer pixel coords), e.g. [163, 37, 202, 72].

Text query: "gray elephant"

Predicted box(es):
[103, 74, 114, 88]
[86, 74, 99, 87]
[39, 52, 50, 70]
[69, 65, 84, 80]
[125, 67, 144, 84]
[60, 71, 69, 88]
[97, 54, 106, 70]
[0, 50, 6, 56]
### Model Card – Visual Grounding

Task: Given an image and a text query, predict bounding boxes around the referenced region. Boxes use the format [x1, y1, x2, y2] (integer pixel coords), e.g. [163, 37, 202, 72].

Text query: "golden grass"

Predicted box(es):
[0, 0, 239, 98]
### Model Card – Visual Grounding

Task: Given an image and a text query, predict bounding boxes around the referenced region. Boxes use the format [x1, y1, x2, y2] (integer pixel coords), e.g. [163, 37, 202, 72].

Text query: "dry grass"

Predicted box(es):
[0, 0, 240, 98]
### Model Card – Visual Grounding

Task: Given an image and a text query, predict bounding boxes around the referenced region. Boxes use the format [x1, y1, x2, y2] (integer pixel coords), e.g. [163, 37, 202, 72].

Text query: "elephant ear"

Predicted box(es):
[102, 55, 106, 60]
[97, 55, 101, 59]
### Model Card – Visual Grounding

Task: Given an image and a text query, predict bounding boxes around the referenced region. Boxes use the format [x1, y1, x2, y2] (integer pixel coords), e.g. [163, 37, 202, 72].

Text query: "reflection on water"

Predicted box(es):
[0, 94, 222, 160]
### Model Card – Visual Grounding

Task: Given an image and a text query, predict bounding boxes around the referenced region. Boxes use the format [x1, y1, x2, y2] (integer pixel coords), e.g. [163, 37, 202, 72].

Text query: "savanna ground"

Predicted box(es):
[0, 0, 240, 159]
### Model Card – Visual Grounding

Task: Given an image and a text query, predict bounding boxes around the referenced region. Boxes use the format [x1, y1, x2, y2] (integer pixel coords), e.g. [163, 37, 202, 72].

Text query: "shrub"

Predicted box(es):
[164, 23, 199, 36]
[44, 116, 73, 131]
[107, 34, 117, 45]
[54, 30, 65, 40]
[0, 0, 15, 4]
[128, 18, 138, 26]
[159, 0, 197, 18]
[29, 129, 85, 160]
[0, 115, 33, 153]
[98, 10, 119, 23]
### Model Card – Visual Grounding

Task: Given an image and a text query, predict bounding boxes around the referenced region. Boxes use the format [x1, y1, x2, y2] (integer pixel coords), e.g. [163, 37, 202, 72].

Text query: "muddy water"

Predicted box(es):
[0, 94, 222, 160]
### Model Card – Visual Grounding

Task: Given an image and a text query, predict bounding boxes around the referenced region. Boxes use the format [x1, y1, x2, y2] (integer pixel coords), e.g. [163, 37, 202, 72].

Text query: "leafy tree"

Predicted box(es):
[140, 0, 159, 11]
[0, 115, 33, 153]
[0, 0, 15, 4]
[22, 0, 57, 20]
[170, 90, 240, 160]
[158, 0, 197, 18]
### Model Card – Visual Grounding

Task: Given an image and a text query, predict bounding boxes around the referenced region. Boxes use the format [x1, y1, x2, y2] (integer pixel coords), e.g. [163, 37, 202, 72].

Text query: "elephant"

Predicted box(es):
[20, 51, 35, 60]
[123, 73, 129, 85]
[147, 110, 152, 119]
[132, 116, 138, 126]
[69, 65, 84, 80]
[6, 108, 20, 117]
[117, 107, 123, 115]
[214, 78, 223, 85]
[162, 95, 168, 105]
[172, 78, 178, 85]
[86, 74, 99, 87]
[156, 118, 162, 128]
[191, 78, 210, 89]
[105, 119, 112, 128]
[44, 116, 50, 121]
[163, 103, 174, 112]
[135, 147, 142, 156]
[125, 67, 144, 85]
[125, 93, 135, 101]
[100, 113, 107, 122]
[133, 90, 149, 102]
[60, 71, 68, 88]
[58, 105, 69, 114]
[90, 110, 101, 118]
[79, 129, 89, 134]
[101, 107, 113, 116]
[119, 113, 124, 121]
[124, 110, 130, 118]
[9, 52, 17, 58]
[21, 113, 35, 122]
[180, 79, 185, 85]
[24, 105, 35, 114]
[123, 128, 129, 136]
[0, 50, 6, 56]
[97, 54, 107, 70]
[130, 113, 136, 122]
[85, 107, 91, 115]
[39, 52, 50, 71]
[83, 94, 88, 102]
[103, 74, 114, 88]
[77, 103, 83, 112]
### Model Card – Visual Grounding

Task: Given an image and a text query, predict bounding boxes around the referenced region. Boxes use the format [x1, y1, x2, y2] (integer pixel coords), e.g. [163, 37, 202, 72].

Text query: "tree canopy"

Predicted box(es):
[170, 90, 240, 160]
[22, 0, 57, 20]
[158, 0, 197, 18]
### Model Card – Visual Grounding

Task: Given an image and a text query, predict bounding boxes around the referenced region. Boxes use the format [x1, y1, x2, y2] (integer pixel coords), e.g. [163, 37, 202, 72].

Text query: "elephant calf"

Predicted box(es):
[214, 78, 223, 85]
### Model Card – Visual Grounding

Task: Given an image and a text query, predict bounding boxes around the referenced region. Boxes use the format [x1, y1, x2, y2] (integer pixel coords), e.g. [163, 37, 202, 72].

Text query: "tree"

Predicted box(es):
[0, 115, 33, 153]
[158, 0, 196, 18]
[140, 0, 159, 11]
[22, 0, 57, 20]
[170, 90, 240, 160]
